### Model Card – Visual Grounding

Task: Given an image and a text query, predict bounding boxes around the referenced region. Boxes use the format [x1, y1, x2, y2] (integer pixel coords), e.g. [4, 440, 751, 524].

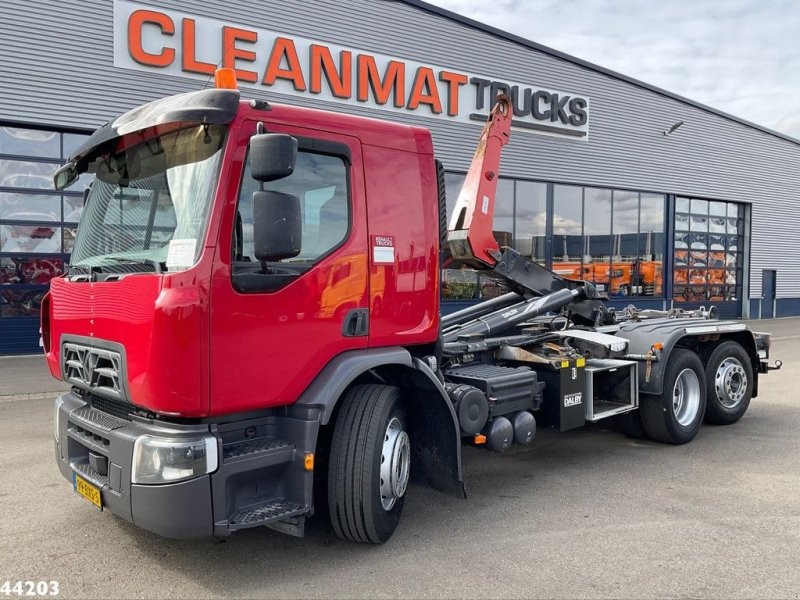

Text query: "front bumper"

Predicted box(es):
[54, 392, 318, 538]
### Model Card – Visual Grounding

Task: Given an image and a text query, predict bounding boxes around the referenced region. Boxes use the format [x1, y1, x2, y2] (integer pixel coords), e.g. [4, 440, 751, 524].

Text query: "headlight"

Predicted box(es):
[54, 396, 65, 441]
[132, 436, 218, 485]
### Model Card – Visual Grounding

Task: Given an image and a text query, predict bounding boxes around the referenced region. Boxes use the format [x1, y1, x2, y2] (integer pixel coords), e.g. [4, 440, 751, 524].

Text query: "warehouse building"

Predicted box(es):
[1, 0, 799, 354]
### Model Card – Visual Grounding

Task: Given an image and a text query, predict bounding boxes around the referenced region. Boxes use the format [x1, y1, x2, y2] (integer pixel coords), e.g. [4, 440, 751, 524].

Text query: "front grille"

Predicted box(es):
[63, 343, 123, 401]
[68, 422, 111, 449]
[72, 405, 128, 432]
[90, 395, 134, 421]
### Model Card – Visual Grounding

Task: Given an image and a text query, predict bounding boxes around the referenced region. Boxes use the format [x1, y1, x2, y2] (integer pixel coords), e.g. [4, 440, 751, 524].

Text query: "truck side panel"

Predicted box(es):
[363, 139, 440, 348]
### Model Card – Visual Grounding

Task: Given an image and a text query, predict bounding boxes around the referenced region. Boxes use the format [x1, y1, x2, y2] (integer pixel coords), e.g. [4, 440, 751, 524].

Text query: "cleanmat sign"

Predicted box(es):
[113, 0, 590, 138]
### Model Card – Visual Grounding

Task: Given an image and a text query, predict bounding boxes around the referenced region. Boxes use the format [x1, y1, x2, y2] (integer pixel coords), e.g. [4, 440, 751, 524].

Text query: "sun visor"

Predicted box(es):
[55, 89, 240, 189]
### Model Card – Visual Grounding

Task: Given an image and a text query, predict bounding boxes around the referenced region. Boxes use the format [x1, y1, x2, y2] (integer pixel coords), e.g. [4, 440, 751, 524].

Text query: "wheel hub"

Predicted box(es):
[672, 368, 701, 426]
[715, 357, 747, 408]
[380, 417, 410, 511]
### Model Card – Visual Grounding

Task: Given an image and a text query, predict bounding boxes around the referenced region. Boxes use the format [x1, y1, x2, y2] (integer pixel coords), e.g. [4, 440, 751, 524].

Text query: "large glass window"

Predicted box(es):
[0, 127, 60, 159]
[583, 188, 612, 293]
[638, 194, 665, 296]
[674, 196, 743, 303]
[441, 172, 672, 303]
[552, 184, 582, 280]
[514, 181, 546, 262]
[0, 124, 91, 329]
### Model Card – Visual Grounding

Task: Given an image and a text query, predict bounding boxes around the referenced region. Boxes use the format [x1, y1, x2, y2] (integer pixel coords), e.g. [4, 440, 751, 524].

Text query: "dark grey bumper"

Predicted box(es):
[54, 392, 318, 539]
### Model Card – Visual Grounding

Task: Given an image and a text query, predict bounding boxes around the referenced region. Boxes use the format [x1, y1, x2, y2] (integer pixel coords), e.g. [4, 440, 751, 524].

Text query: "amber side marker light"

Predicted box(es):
[653, 342, 664, 351]
[214, 67, 238, 90]
[474, 434, 487, 445]
[304, 452, 314, 471]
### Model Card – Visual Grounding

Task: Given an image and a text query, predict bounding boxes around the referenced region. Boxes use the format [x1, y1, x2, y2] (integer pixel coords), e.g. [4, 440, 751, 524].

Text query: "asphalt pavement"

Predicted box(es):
[1, 318, 798, 599]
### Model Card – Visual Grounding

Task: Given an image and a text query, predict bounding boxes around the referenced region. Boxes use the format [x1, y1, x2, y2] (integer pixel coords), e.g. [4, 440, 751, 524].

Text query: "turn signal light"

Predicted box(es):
[304, 452, 314, 471]
[474, 434, 487, 445]
[214, 68, 238, 90]
[653, 342, 664, 350]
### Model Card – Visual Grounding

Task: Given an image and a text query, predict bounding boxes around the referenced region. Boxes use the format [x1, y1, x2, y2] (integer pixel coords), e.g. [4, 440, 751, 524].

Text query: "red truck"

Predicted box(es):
[47, 70, 780, 543]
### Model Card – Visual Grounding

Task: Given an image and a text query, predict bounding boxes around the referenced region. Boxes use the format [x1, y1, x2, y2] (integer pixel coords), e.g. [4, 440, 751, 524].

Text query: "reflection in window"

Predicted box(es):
[674, 197, 743, 302]
[442, 173, 514, 300]
[62, 133, 91, 159]
[0, 159, 58, 190]
[583, 188, 612, 293]
[235, 151, 349, 263]
[0, 257, 63, 284]
[64, 227, 77, 254]
[552, 185, 582, 279]
[0, 127, 90, 322]
[0, 289, 45, 317]
[0, 127, 59, 159]
[638, 194, 664, 296]
[0, 224, 61, 253]
[440, 176, 670, 302]
[63, 196, 83, 223]
[493, 179, 514, 247]
[514, 181, 546, 261]
[0, 193, 61, 221]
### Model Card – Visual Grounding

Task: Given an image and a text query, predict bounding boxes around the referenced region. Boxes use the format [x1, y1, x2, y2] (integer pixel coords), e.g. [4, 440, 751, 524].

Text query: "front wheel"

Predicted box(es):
[704, 341, 753, 425]
[328, 384, 410, 543]
[640, 349, 706, 444]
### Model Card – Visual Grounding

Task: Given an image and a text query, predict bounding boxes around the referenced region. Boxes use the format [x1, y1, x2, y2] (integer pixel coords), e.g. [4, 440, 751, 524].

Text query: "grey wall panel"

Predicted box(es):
[1, 0, 798, 297]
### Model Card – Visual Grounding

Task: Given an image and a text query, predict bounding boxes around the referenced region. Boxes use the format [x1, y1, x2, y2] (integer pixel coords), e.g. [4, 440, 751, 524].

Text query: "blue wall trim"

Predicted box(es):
[0, 317, 41, 355]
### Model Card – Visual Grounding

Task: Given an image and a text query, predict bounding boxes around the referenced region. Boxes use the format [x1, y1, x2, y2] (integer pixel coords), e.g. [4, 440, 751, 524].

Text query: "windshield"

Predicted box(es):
[70, 124, 226, 272]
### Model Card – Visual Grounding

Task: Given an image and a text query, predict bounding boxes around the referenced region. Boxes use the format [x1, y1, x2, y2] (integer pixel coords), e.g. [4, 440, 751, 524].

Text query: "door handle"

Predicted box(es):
[342, 309, 369, 337]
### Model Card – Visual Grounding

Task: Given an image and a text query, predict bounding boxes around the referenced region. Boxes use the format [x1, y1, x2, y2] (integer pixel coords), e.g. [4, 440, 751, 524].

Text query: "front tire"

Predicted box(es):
[704, 341, 753, 425]
[328, 384, 410, 543]
[640, 349, 706, 444]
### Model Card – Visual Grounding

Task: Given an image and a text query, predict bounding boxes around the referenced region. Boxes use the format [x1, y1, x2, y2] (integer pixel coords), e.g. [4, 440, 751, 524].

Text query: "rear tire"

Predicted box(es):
[640, 349, 706, 444]
[704, 341, 753, 425]
[328, 384, 409, 543]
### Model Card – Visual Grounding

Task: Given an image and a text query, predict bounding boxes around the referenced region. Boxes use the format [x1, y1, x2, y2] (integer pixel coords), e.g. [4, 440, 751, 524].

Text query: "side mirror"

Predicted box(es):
[252, 190, 302, 263]
[250, 133, 297, 182]
[53, 162, 78, 190]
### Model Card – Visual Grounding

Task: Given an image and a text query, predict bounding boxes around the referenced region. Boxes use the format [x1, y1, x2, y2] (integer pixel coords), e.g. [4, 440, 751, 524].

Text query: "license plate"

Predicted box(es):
[73, 473, 102, 511]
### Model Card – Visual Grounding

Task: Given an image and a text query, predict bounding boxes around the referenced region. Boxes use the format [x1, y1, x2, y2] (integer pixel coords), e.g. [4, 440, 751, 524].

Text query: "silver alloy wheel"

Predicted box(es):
[715, 357, 748, 408]
[379, 417, 410, 511]
[672, 368, 701, 426]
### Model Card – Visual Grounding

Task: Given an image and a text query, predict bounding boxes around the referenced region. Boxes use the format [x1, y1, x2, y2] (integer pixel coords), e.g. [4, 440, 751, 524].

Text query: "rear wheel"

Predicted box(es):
[704, 341, 753, 425]
[640, 349, 706, 444]
[328, 384, 410, 543]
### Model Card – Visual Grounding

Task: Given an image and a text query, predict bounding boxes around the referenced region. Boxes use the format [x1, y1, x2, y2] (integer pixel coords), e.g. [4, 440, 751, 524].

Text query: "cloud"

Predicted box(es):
[775, 112, 800, 140]
[425, 0, 800, 137]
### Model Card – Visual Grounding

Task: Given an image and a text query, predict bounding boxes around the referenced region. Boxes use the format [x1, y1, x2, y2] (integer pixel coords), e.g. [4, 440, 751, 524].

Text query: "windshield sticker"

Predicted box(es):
[166, 239, 197, 270]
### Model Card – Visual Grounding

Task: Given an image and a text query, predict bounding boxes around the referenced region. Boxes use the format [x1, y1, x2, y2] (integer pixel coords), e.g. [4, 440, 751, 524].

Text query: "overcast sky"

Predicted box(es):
[425, 0, 800, 139]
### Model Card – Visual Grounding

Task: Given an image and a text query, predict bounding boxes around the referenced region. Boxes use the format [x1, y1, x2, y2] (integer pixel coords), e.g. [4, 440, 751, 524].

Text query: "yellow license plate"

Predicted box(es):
[73, 473, 102, 510]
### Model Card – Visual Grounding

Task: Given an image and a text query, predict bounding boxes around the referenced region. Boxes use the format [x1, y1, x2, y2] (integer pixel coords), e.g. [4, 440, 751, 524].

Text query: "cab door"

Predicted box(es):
[209, 119, 369, 415]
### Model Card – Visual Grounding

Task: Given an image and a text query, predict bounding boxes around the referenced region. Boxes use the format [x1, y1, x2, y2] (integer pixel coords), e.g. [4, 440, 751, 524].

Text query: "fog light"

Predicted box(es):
[132, 435, 218, 484]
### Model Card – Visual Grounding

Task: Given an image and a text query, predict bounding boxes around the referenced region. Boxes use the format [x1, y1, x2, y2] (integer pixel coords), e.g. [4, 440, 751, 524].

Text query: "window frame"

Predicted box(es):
[230, 137, 353, 294]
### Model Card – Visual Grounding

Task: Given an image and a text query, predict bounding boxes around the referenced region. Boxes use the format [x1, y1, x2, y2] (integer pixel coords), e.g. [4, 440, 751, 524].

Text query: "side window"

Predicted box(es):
[234, 150, 349, 264]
